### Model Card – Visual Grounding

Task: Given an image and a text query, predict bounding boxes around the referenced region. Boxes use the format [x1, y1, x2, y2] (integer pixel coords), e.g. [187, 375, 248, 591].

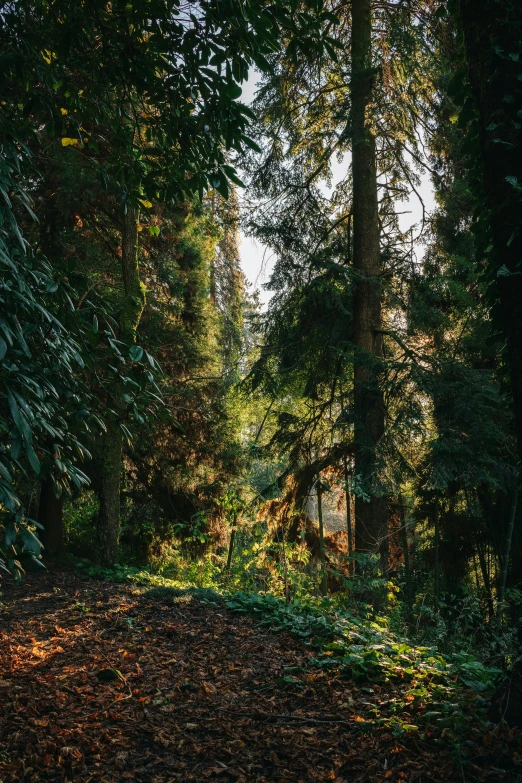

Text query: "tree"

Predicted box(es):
[391, 8, 519, 612]
[350, 0, 386, 558]
[0, 17, 94, 577]
[94, 206, 145, 566]
[458, 0, 522, 462]
[117, 198, 247, 562]
[212, 188, 246, 383]
[242, 0, 435, 566]
[0, 0, 331, 568]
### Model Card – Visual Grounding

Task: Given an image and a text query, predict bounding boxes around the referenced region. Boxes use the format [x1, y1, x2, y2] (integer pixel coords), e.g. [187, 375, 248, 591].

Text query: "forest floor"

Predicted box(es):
[1, 568, 521, 783]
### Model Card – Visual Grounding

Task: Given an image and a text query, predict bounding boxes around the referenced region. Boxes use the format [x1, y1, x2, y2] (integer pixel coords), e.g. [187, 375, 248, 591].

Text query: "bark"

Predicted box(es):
[459, 0, 522, 463]
[398, 495, 412, 609]
[317, 480, 327, 596]
[226, 519, 237, 573]
[98, 206, 145, 567]
[343, 456, 354, 574]
[433, 508, 440, 607]
[475, 536, 494, 618]
[499, 490, 519, 611]
[351, 0, 387, 558]
[97, 422, 124, 567]
[38, 478, 65, 556]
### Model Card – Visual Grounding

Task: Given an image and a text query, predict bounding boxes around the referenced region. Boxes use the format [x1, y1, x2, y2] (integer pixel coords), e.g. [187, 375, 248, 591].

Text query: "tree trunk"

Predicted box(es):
[459, 0, 522, 463]
[434, 507, 440, 607]
[475, 535, 494, 618]
[98, 205, 145, 567]
[343, 456, 353, 574]
[398, 495, 412, 609]
[226, 518, 237, 573]
[317, 479, 327, 596]
[97, 422, 124, 567]
[351, 0, 387, 558]
[38, 478, 64, 556]
[498, 490, 519, 612]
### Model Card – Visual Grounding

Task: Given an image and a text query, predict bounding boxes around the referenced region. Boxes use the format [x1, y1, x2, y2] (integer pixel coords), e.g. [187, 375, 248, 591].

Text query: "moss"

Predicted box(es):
[144, 586, 187, 602]
[144, 585, 223, 604]
[119, 285, 147, 344]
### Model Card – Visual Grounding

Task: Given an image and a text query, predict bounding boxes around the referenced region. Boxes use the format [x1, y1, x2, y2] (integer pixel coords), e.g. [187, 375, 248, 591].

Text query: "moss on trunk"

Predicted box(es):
[98, 205, 146, 567]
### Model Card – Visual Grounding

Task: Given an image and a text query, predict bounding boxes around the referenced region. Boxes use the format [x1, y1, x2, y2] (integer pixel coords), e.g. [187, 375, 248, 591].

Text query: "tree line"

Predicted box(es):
[0, 0, 521, 645]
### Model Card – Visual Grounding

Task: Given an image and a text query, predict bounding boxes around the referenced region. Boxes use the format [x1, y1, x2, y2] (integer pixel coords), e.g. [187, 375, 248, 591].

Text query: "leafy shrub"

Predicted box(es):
[64, 491, 99, 558]
[225, 591, 503, 695]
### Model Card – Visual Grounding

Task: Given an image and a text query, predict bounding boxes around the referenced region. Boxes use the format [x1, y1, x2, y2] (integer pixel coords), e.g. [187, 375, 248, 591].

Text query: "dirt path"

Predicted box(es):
[0, 569, 520, 782]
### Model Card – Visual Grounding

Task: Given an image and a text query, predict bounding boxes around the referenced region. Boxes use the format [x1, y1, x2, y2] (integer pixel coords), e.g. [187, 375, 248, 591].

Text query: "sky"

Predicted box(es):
[237, 73, 436, 309]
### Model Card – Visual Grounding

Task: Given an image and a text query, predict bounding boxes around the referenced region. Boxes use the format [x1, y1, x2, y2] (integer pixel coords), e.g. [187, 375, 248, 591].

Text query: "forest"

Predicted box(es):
[1, 0, 522, 780]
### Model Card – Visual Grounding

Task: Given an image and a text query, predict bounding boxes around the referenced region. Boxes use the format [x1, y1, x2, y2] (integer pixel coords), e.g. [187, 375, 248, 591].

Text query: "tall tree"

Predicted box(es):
[97, 206, 145, 566]
[213, 189, 246, 383]
[458, 0, 522, 462]
[243, 0, 431, 563]
[119, 199, 247, 561]
[350, 0, 386, 558]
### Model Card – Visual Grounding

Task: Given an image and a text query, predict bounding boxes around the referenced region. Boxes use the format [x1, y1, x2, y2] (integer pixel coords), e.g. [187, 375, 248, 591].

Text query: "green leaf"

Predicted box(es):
[25, 442, 41, 474]
[7, 388, 32, 442]
[497, 264, 513, 277]
[214, 175, 229, 199]
[0, 459, 12, 482]
[240, 135, 262, 153]
[120, 424, 133, 446]
[129, 345, 144, 362]
[11, 436, 22, 461]
[226, 81, 243, 99]
[222, 165, 246, 188]
[5, 521, 17, 547]
[506, 175, 522, 191]
[20, 525, 42, 555]
[237, 104, 257, 121]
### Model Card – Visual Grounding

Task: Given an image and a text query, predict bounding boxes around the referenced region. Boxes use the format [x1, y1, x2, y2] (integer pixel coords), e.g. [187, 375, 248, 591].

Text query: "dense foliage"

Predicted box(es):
[1, 0, 521, 735]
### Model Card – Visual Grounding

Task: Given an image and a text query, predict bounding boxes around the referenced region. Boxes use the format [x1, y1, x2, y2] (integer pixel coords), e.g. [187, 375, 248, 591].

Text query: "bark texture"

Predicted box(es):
[351, 0, 387, 557]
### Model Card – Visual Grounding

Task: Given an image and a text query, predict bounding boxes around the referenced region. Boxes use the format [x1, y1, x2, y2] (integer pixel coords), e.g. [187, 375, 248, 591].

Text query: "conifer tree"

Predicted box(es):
[350, 0, 387, 558]
[458, 0, 522, 463]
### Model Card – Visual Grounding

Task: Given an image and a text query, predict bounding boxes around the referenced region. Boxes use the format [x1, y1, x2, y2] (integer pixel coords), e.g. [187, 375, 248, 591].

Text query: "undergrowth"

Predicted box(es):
[73, 556, 504, 740]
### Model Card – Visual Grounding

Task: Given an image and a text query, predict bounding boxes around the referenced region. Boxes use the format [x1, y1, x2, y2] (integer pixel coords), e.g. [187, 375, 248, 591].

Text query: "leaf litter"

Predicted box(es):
[0, 567, 521, 783]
